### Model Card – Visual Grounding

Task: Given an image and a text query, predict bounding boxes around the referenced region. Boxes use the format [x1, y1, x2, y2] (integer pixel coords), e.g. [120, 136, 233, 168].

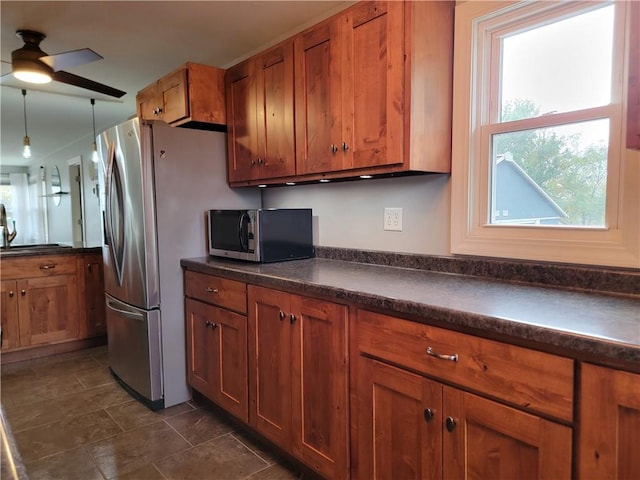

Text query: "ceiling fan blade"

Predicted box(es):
[53, 70, 126, 98]
[41, 48, 103, 71]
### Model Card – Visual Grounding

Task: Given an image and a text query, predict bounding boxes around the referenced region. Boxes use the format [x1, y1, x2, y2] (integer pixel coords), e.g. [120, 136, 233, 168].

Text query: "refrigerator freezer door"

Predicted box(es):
[106, 294, 163, 408]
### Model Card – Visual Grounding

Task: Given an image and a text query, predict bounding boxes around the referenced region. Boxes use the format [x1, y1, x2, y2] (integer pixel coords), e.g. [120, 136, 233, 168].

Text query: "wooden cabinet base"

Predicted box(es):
[0, 335, 107, 365]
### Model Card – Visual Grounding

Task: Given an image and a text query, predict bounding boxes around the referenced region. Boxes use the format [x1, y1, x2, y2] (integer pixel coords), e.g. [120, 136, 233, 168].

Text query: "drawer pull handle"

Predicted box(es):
[426, 347, 458, 362]
[423, 408, 434, 423]
[39, 263, 57, 270]
[446, 416, 457, 432]
[205, 287, 219, 294]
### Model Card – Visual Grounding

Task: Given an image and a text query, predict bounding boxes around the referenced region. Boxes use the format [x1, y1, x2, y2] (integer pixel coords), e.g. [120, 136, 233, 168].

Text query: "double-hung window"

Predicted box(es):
[451, 1, 639, 268]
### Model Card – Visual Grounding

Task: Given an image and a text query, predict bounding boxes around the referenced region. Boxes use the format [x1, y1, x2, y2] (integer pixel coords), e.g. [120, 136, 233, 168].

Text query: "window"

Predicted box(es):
[451, 0, 639, 268]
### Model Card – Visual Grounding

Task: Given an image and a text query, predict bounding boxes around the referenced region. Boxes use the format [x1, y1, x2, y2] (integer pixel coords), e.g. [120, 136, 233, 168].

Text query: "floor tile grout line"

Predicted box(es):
[162, 418, 197, 448]
[229, 432, 276, 466]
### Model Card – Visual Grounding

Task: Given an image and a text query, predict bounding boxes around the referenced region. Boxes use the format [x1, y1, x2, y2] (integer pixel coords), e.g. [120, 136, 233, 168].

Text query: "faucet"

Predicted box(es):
[0, 204, 17, 248]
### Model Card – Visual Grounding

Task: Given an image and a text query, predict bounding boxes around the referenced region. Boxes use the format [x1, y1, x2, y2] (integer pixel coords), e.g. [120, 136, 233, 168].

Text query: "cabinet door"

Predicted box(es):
[343, 1, 404, 170]
[137, 82, 159, 120]
[212, 304, 248, 423]
[159, 67, 189, 124]
[444, 388, 572, 480]
[356, 357, 442, 480]
[226, 60, 259, 182]
[84, 255, 106, 337]
[255, 42, 296, 179]
[248, 285, 292, 448]
[294, 18, 344, 174]
[290, 295, 349, 479]
[18, 275, 79, 347]
[579, 364, 640, 479]
[186, 298, 217, 399]
[1, 280, 19, 351]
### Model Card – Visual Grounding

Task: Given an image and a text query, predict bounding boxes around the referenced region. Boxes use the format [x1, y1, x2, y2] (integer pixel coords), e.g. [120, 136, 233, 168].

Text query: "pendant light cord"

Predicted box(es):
[91, 98, 96, 139]
[22, 89, 28, 136]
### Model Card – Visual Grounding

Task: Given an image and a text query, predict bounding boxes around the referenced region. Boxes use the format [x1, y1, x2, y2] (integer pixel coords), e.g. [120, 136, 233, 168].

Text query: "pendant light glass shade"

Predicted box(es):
[21, 89, 31, 158]
[90, 98, 99, 163]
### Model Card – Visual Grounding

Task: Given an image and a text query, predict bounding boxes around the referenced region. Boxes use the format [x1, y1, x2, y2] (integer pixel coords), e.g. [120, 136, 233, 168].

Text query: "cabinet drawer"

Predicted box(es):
[185, 270, 246, 314]
[356, 309, 574, 422]
[1, 255, 77, 279]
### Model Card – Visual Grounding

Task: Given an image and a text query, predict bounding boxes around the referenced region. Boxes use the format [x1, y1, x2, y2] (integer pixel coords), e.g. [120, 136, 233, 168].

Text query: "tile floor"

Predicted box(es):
[1, 346, 307, 479]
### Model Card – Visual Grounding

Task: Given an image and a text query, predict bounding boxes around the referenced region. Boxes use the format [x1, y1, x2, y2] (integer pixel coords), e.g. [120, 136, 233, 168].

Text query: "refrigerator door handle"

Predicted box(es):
[106, 298, 145, 322]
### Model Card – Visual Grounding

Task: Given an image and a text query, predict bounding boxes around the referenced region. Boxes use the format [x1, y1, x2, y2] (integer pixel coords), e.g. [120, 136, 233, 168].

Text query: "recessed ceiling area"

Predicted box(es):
[0, 1, 353, 167]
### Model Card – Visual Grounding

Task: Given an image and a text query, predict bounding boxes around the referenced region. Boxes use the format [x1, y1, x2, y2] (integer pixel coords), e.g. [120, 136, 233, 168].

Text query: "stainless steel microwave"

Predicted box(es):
[208, 208, 314, 262]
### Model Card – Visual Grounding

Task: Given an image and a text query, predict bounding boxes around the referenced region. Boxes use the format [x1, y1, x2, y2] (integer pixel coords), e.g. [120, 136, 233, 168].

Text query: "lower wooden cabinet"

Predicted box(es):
[248, 285, 349, 479]
[185, 298, 248, 422]
[79, 254, 107, 338]
[1, 255, 79, 351]
[352, 309, 574, 480]
[579, 364, 640, 479]
[1, 252, 106, 359]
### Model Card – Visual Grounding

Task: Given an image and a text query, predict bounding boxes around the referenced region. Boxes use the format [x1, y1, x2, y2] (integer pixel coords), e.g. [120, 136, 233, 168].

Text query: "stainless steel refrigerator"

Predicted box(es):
[98, 118, 260, 410]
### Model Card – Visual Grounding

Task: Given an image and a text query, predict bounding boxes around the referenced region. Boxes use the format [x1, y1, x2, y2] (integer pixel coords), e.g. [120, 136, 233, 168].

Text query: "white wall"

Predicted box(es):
[263, 174, 451, 255]
[27, 136, 103, 247]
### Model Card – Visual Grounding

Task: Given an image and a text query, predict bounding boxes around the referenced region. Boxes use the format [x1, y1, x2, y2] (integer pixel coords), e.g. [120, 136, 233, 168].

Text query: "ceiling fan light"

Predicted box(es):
[14, 69, 52, 84]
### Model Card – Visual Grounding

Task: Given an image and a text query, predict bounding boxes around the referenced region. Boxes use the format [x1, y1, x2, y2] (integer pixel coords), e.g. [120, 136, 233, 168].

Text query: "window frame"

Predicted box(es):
[451, 0, 639, 268]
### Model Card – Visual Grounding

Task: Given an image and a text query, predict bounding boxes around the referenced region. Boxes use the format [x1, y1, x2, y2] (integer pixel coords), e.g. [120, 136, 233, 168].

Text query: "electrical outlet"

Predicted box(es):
[384, 207, 403, 231]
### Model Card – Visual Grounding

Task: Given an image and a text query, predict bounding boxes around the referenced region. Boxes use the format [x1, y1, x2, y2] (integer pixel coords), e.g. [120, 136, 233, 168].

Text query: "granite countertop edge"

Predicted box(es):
[181, 257, 640, 368]
[0, 245, 101, 257]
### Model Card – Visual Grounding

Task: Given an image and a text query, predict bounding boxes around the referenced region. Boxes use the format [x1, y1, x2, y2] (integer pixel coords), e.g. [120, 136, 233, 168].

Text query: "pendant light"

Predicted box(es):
[21, 89, 31, 158]
[90, 98, 99, 163]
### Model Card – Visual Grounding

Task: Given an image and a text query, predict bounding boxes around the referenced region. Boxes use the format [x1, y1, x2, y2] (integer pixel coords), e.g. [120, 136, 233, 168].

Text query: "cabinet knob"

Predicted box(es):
[445, 416, 457, 432]
[331, 144, 338, 154]
[8, 291, 14, 298]
[279, 311, 285, 321]
[257, 158, 264, 165]
[205, 287, 219, 294]
[204, 320, 218, 329]
[423, 408, 434, 423]
[153, 107, 163, 116]
[21, 289, 26, 296]
[426, 347, 458, 362]
[289, 313, 296, 324]
[342, 142, 349, 152]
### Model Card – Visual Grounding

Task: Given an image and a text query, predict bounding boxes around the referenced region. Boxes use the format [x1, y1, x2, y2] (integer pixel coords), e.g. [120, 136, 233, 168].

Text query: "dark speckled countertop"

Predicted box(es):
[0, 244, 101, 257]
[181, 255, 640, 369]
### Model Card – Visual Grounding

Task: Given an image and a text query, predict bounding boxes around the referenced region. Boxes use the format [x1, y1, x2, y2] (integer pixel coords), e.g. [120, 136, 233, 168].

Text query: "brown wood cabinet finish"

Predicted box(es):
[248, 285, 349, 479]
[226, 41, 295, 183]
[579, 363, 640, 479]
[1, 255, 80, 352]
[184, 270, 247, 314]
[185, 298, 249, 422]
[228, 0, 454, 186]
[356, 309, 574, 422]
[77, 254, 106, 338]
[137, 62, 226, 126]
[352, 309, 574, 479]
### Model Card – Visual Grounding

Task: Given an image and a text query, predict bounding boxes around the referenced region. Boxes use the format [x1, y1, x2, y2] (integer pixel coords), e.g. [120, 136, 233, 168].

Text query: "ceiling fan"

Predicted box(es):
[2, 30, 126, 98]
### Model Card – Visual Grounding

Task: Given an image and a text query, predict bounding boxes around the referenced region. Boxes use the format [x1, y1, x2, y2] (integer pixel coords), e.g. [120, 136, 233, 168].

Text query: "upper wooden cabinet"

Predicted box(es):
[226, 41, 296, 183]
[296, 2, 405, 176]
[226, 0, 454, 186]
[137, 62, 226, 127]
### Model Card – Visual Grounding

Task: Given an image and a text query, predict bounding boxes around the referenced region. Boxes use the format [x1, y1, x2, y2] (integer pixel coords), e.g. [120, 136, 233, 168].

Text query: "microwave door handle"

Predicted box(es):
[238, 212, 249, 252]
